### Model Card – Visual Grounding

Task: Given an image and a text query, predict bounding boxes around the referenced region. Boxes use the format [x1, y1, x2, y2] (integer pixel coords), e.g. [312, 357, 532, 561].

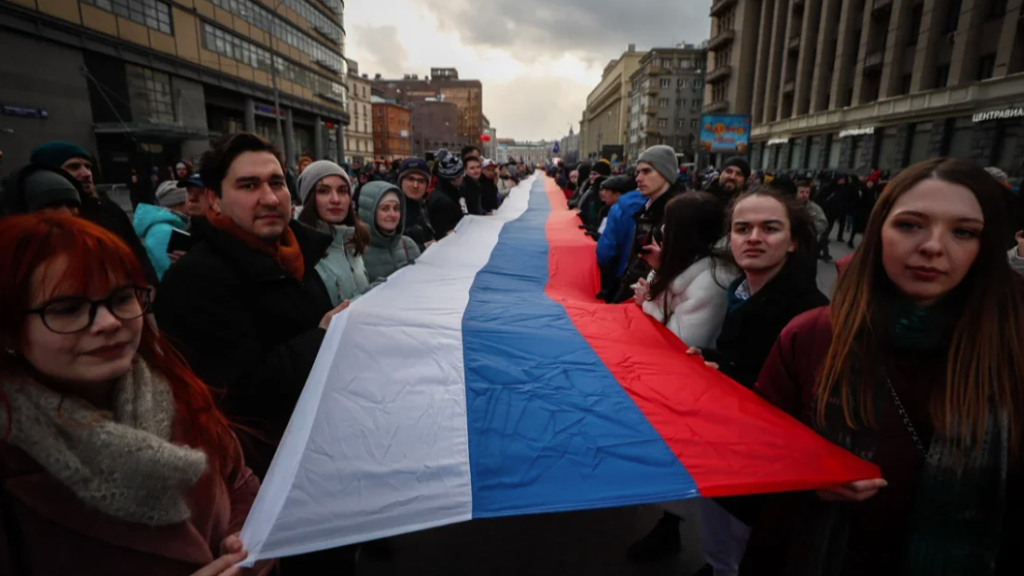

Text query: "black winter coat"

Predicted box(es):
[428, 178, 465, 239]
[703, 259, 829, 388]
[460, 177, 484, 216]
[154, 219, 333, 477]
[480, 175, 500, 213]
[404, 196, 436, 251]
[611, 188, 678, 303]
[80, 194, 159, 287]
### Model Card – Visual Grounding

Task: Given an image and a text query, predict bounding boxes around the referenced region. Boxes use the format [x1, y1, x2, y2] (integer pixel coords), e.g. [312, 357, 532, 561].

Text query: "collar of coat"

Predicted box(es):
[196, 217, 331, 283]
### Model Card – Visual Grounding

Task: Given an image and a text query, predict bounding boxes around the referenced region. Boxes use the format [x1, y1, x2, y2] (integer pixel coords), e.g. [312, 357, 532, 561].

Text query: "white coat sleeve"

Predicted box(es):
[1009, 246, 1024, 279]
[663, 270, 730, 349]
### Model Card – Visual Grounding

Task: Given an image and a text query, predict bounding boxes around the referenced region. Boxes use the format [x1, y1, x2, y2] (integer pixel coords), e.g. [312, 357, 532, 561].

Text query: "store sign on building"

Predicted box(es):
[2, 104, 48, 119]
[767, 137, 789, 146]
[972, 108, 1024, 123]
[253, 103, 285, 118]
[839, 127, 875, 138]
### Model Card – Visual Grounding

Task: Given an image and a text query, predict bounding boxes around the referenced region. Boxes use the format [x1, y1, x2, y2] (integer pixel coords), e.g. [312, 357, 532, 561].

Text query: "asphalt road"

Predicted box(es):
[816, 236, 857, 298]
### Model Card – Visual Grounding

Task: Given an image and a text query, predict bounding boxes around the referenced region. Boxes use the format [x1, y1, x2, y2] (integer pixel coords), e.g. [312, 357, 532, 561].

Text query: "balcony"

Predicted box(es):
[710, 0, 737, 17]
[644, 125, 659, 135]
[709, 29, 735, 51]
[707, 65, 732, 83]
[648, 65, 666, 76]
[864, 50, 885, 70]
[644, 107, 658, 116]
[703, 100, 729, 113]
[646, 85, 660, 95]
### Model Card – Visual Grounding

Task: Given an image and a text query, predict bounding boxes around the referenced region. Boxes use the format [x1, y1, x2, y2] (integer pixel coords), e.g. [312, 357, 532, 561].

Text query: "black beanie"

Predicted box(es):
[592, 159, 612, 176]
[769, 175, 797, 198]
[722, 156, 751, 179]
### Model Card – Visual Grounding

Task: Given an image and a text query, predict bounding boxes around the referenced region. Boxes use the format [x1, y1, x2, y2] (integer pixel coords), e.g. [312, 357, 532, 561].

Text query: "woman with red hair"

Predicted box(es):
[0, 213, 271, 575]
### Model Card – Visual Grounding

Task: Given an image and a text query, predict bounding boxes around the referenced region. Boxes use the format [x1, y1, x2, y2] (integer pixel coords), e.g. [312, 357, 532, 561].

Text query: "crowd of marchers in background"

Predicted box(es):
[1, 132, 1024, 576]
[554, 146, 1024, 576]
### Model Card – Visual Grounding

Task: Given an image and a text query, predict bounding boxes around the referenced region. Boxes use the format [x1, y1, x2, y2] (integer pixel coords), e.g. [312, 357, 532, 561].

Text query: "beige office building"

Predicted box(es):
[626, 44, 707, 163]
[579, 46, 644, 162]
[345, 60, 375, 166]
[705, 0, 1024, 174]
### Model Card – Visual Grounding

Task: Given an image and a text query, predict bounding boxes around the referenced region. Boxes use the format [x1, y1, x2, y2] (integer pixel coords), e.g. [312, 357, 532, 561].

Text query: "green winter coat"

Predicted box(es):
[357, 182, 421, 282]
[314, 224, 371, 306]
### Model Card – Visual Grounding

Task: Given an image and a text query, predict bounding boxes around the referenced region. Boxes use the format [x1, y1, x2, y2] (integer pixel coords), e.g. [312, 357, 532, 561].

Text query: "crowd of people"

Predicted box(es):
[0, 130, 1023, 576]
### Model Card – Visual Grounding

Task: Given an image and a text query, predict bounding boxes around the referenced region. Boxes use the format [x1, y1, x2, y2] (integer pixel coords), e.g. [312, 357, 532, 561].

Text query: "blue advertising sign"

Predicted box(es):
[2, 105, 48, 119]
[699, 114, 751, 155]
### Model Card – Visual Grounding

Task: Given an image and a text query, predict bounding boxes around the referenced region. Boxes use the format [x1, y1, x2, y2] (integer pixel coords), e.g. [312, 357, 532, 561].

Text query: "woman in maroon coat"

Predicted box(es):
[0, 213, 272, 576]
[745, 158, 1024, 576]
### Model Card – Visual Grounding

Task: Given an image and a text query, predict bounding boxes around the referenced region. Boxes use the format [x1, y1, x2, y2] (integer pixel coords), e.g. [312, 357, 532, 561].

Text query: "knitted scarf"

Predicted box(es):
[791, 301, 1008, 575]
[207, 209, 305, 282]
[1, 359, 208, 526]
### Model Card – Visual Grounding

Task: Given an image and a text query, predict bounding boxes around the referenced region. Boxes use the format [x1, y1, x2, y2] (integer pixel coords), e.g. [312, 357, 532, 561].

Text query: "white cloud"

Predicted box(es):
[344, 0, 709, 141]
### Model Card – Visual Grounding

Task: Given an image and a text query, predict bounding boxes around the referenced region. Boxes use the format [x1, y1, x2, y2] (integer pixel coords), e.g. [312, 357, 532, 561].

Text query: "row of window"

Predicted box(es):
[276, 0, 344, 45]
[127, 64, 176, 123]
[202, 23, 345, 103]
[82, 0, 172, 34]
[208, 0, 344, 73]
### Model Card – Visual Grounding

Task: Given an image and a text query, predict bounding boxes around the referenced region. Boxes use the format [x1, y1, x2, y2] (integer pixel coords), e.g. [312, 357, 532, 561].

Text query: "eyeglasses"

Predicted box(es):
[405, 177, 428, 186]
[28, 285, 152, 334]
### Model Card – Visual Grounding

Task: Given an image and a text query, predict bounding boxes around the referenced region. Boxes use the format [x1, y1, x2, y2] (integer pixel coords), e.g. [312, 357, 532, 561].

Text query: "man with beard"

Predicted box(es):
[705, 155, 750, 203]
[30, 141, 158, 285]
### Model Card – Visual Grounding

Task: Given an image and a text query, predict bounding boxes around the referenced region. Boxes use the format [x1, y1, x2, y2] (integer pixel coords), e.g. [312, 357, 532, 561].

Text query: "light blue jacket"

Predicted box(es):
[315, 224, 372, 306]
[596, 190, 646, 276]
[132, 203, 188, 280]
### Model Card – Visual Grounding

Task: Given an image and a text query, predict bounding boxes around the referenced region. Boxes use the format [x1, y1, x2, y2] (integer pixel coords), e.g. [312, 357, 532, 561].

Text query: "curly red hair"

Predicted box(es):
[0, 212, 239, 473]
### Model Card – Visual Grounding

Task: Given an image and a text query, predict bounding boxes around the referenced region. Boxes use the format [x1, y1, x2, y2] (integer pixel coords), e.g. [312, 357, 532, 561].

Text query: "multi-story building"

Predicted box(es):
[409, 98, 458, 157]
[345, 60, 374, 166]
[707, 0, 1024, 175]
[579, 46, 645, 162]
[481, 114, 497, 160]
[559, 126, 580, 163]
[0, 0, 348, 182]
[626, 44, 707, 162]
[371, 96, 410, 162]
[371, 68, 483, 152]
[497, 140, 552, 165]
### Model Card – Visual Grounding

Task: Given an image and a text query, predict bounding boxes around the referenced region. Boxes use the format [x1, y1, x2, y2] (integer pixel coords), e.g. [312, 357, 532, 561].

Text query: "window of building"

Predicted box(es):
[694, 79, 704, 88]
[659, 98, 670, 108]
[827, 136, 842, 168]
[84, 0, 172, 33]
[659, 78, 670, 88]
[945, 0, 962, 33]
[989, 0, 1008, 19]
[935, 64, 951, 88]
[678, 98, 687, 107]
[661, 58, 672, 68]
[978, 53, 996, 80]
[678, 78, 688, 87]
[900, 73, 913, 95]
[126, 64, 175, 123]
[677, 119, 685, 128]
[907, 4, 923, 46]
[909, 122, 932, 165]
[680, 59, 693, 69]
[690, 118, 699, 129]
[657, 118, 668, 128]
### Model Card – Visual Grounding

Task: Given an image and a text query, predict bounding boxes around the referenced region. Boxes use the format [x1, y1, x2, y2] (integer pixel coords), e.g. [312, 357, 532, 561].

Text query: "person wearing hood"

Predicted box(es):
[577, 174, 607, 230]
[358, 180, 422, 282]
[0, 163, 83, 216]
[568, 162, 592, 205]
[30, 141, 159, 286]
[480, 158, 501, 213]
[428, 149, 467, 239]
[133, 180, 191, 280]
[296, 160, 373, 306]
[397, 157, 437, 251]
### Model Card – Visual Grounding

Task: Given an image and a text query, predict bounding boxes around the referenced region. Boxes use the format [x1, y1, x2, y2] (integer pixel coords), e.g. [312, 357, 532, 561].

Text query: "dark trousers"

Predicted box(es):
[279, 545, 357, 576]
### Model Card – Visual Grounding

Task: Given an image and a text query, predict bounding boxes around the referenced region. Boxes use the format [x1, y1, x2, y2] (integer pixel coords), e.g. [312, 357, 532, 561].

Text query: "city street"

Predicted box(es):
[817, 235, 857, 297]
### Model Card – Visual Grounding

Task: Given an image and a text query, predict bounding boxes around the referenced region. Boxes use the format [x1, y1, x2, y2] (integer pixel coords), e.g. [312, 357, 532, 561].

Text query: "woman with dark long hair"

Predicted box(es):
[296, 160, 372, 305]
[634, 192, 736, 348]
[744, 157, 1024, 575]
[0, 213, 271, 575]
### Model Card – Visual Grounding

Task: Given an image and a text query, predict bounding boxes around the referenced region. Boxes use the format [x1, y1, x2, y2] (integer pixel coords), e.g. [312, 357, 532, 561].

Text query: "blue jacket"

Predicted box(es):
[132, 203, 188, 280]
[596, 190, 646, 277]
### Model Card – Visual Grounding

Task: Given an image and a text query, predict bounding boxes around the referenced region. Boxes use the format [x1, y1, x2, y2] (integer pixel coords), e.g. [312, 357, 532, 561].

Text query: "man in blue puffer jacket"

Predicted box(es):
[595, 188, 645, 301]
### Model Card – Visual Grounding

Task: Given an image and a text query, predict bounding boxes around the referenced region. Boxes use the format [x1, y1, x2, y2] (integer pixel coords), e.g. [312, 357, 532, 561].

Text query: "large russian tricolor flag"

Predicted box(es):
[239, 175, 878, 564]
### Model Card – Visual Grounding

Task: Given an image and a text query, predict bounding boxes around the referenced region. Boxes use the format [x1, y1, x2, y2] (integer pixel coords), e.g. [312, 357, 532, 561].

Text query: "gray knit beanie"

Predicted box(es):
[637, 145, 679, 185]
[297, 160, 352, 203]
[155, 180, 188, 208]
[22, 169, 81, 212]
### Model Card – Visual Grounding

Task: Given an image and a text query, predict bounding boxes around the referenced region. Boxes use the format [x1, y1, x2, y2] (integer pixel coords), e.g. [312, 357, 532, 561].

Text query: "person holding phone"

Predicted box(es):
[133, 180, 191, 280]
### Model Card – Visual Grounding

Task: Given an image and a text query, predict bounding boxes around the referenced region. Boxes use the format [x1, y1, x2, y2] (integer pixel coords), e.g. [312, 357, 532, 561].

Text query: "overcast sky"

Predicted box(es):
[345, 0, 712, 142]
